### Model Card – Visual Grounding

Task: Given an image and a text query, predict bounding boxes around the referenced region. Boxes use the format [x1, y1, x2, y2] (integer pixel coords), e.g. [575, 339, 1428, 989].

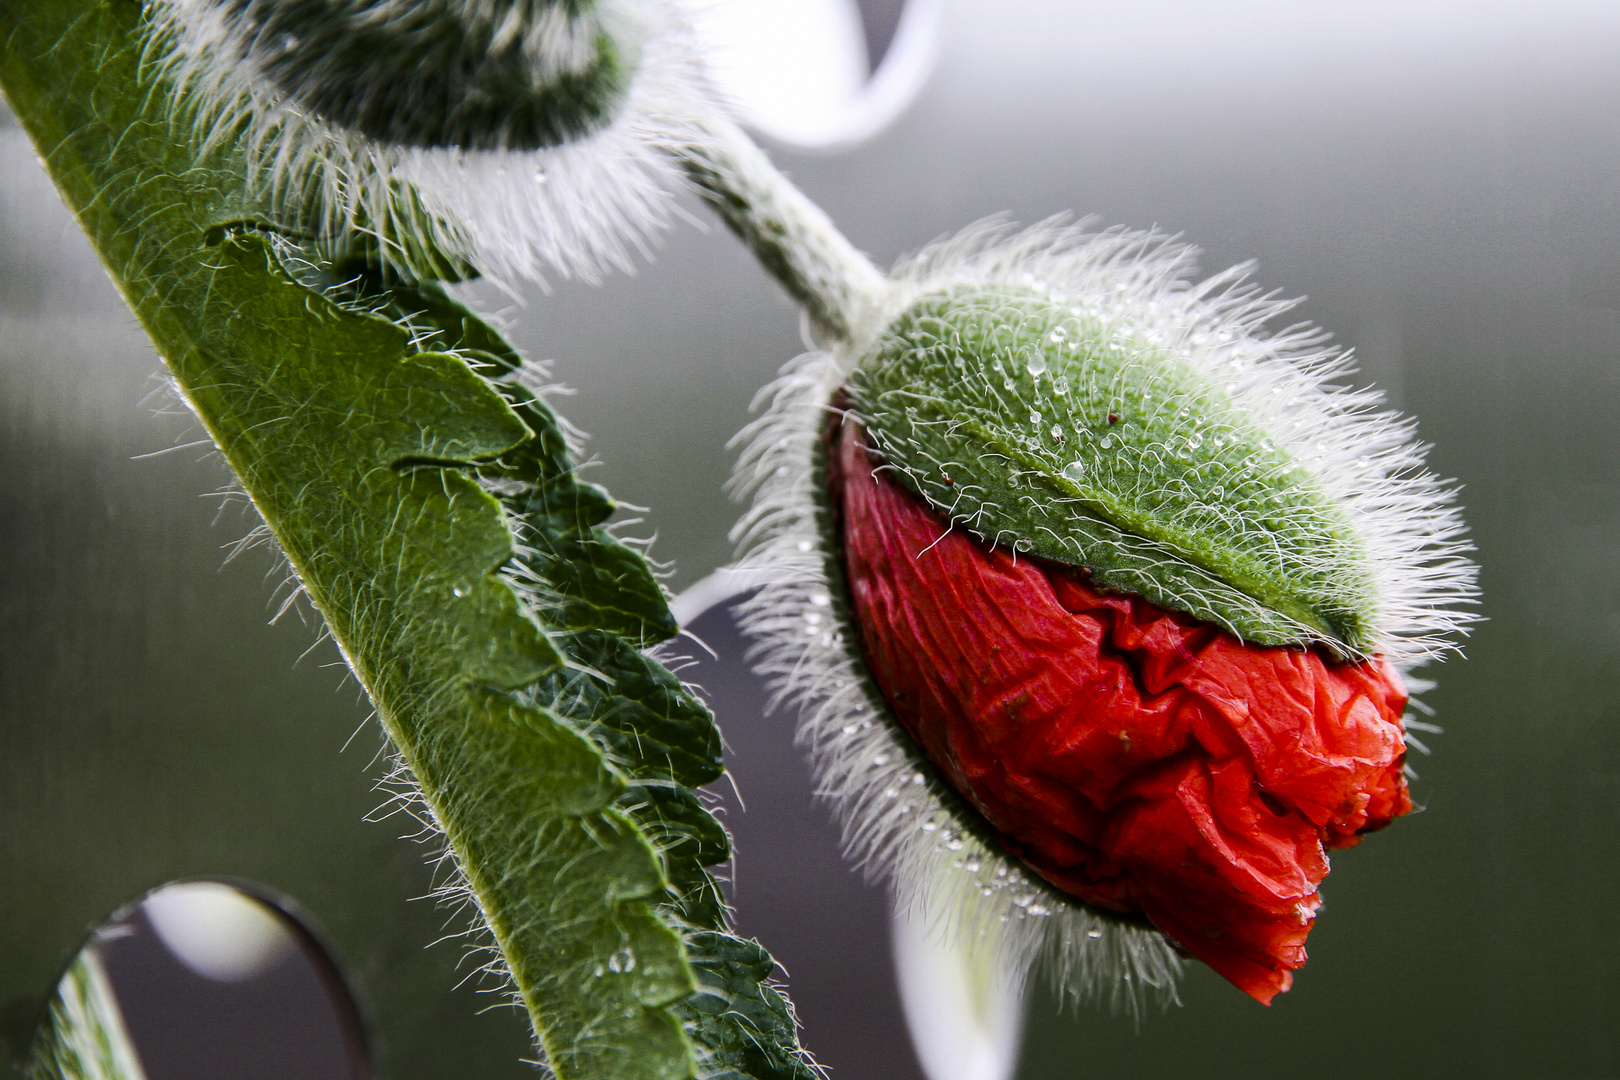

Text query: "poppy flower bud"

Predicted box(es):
[179, 0, 633, 152]
[732, 220, 1476, 1010]
[152, 0, 711, 282]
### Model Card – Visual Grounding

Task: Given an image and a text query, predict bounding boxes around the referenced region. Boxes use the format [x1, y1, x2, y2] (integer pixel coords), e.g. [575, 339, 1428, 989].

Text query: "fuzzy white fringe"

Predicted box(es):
[148, 0, 715, 286]
[727, 218, 1478, 1013]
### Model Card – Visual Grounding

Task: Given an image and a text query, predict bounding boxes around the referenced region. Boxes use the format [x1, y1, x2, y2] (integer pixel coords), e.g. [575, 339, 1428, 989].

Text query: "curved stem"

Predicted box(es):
[675, 116, 889, 348]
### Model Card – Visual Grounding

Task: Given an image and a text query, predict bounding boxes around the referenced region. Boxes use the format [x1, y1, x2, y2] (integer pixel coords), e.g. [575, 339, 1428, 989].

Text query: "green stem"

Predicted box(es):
[676, 116, 889, 348]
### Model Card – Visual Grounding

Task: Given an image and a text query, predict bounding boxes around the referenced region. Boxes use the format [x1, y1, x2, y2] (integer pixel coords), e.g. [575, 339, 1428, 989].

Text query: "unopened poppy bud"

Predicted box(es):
[187, 0, 633, 151]
[732, 220, 1477, 1011]
[153, 0, 710, 282]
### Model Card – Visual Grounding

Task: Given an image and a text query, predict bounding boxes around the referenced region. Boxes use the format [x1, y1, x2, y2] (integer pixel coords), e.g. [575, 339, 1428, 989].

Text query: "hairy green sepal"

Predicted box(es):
[1, 3, 811, 1078]
[847, 286, 1376, 654]
[222, 0, 631, 151]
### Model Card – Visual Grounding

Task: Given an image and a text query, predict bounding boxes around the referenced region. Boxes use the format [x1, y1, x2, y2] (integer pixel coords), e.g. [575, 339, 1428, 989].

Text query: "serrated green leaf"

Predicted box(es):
[0, 2, 822, 1080]
[1, 3, 814, 1079]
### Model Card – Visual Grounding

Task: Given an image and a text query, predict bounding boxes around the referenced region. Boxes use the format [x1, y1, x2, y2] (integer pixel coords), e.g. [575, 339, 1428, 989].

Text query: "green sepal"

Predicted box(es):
[848, 285, 1378, 655]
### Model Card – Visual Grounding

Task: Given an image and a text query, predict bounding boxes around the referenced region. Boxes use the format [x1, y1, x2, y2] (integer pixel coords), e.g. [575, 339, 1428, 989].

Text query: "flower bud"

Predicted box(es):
[191, 0, 632, 152]
[732, 220, 1476, 1010]
[153, 0, 709, 282]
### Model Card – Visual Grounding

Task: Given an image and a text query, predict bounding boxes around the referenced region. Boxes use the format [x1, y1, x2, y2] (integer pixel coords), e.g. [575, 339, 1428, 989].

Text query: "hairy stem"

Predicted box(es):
[675, 117, 889, 348]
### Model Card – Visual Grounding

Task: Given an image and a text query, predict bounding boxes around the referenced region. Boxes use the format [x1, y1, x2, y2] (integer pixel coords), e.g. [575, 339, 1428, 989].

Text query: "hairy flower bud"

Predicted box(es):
[152, 0, 710, 282]
[731, 220, 1476, 1011]
[198, 0, 633, 152]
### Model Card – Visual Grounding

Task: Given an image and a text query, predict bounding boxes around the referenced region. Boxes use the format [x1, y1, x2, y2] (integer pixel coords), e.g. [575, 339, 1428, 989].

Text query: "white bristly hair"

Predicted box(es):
[148, 0, 714, 286]
[727, 217, 1478, 1014]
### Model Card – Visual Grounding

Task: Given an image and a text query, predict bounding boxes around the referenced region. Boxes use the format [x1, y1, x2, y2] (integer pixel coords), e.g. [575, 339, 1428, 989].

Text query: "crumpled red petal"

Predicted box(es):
[832, 418, 1411, 1004]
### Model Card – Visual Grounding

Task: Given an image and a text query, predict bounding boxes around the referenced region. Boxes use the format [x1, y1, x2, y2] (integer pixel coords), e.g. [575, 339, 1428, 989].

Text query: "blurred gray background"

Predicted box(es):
[5, 0, 1620, 1077]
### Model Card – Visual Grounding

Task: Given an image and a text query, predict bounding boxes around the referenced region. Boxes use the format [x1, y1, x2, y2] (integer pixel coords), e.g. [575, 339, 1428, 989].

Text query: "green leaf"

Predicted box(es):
[1, 3, 813, 1078]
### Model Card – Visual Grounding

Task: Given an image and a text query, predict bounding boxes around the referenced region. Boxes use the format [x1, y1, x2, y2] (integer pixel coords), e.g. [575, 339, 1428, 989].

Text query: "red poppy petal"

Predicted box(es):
[832, 418, 1410, 1004]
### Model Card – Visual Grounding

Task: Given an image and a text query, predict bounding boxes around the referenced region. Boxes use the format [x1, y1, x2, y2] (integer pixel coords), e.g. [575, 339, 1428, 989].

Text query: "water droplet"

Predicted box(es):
[1187, 432, 1203, 450]
[921, 821, 938, 832]
[1053, 374, 1070, 395]
[1003, 378, 1016, 391]
[1062, 460, 1086, 482]
[810, 593, 831, 607]
[1051, 424, 1065, 441]
[534, 170, 548, 185]
[1029, 410, 1042, 426]
[796, 540, 813, 552]
[873, 753, 890, 765]
[1100, 435, 1113, 450]
[452, 583, 470, 598]
[1086, 929, 1104, 939]
[1028, 352, 1049, 376]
